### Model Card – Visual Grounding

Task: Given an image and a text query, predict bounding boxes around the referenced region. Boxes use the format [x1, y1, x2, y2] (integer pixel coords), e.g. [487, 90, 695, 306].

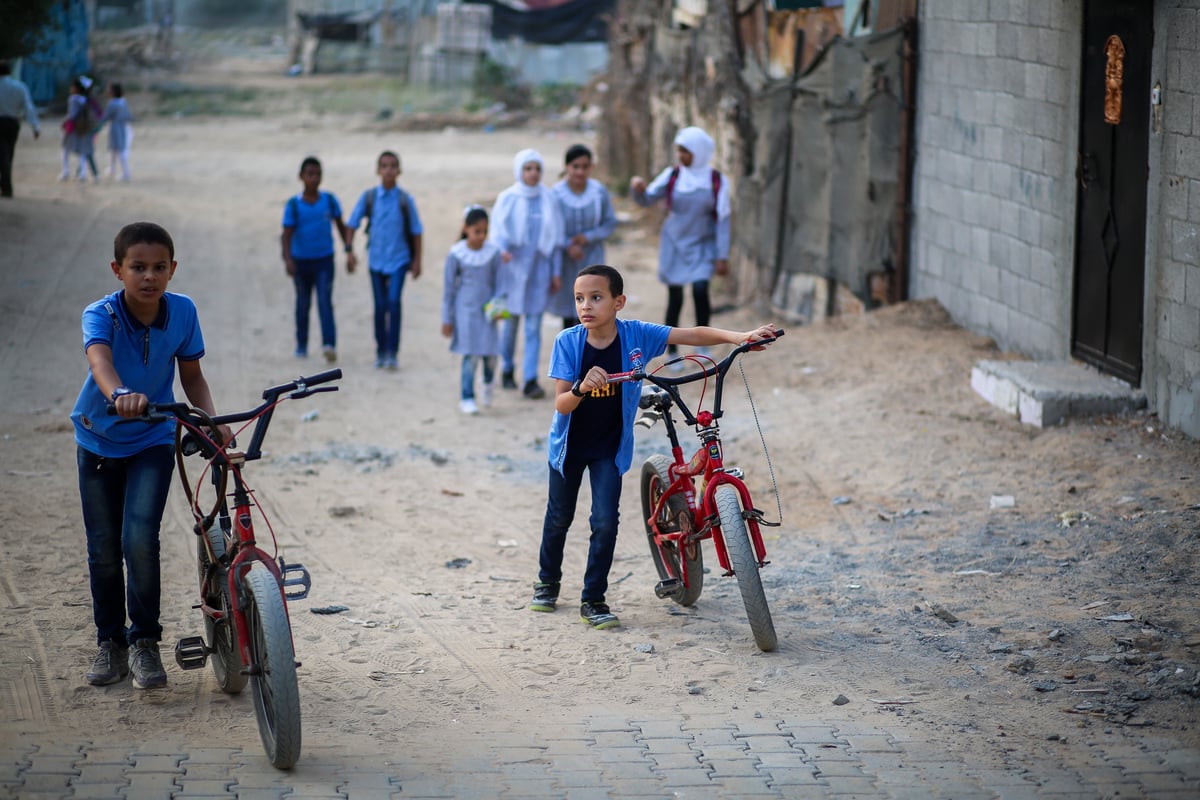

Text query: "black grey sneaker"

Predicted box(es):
[529, 582, 560, 612]
[129, 639, 167, 689]
[580, 601, 620, 630]
[86, 641, 129, 686]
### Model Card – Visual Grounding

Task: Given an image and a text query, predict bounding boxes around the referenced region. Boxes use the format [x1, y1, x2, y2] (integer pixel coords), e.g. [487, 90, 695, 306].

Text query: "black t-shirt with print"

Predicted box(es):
[567, 335, 623, 464]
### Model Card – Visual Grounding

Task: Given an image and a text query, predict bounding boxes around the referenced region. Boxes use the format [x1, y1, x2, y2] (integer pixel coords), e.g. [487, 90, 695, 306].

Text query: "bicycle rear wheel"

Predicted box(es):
[198, 523, 248, 694]
[243, 564, 302, 769]
[714, 485, 777, 652]
[640, 455, 703, 606]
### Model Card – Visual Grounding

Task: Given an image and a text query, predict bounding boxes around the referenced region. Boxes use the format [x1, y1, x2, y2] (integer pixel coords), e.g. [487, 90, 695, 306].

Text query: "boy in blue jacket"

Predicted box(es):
[532, 264, 777, 628]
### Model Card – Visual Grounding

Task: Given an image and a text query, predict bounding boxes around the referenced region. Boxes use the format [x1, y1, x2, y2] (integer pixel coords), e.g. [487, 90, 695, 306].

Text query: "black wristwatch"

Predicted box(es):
[111, 386, 134, 402]
[344, 244, 353, 253]
[570, 379, 587, 398]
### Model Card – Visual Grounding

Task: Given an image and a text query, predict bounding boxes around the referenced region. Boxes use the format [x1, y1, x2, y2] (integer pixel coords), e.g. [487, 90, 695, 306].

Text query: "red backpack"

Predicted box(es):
[665, 166, 722, 220]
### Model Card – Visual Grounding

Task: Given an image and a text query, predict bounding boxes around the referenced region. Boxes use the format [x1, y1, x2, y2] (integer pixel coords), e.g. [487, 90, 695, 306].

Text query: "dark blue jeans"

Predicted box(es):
[293, 254, 336, 352]
[539, 456, 622, 603]
[370, 268, 408, 359]
[77, 444, 175, 645]
[461, 355, 496, 400]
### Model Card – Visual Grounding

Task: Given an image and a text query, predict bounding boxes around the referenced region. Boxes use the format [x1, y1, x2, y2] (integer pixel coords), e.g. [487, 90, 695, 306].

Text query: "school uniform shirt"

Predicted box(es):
[442, 240, 503, 357]
[101, 97, 133, 152]
[283, 191, 342, 260]
[63, 94, 100, 156]
[347, 185, 423, 274]
[71, 290, 205, 458]
[635, 166, 732, 285]
[548, 178, 617, 318]
[546, 318, 671, 476]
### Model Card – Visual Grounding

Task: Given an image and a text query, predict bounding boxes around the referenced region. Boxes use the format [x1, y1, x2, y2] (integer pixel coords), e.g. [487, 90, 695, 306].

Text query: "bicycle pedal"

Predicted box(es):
[174, 636, 209, 670]
[279, 559, 312, 600]
[654, 578, 685, 600]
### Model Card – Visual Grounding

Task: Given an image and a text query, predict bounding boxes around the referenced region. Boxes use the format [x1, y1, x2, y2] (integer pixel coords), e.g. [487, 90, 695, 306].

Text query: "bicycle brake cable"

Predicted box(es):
[738, 359, 783, 525]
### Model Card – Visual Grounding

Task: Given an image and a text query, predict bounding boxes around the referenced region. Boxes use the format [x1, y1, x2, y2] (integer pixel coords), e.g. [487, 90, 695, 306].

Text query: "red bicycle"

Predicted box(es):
[130, 368, 341, 769]
[608, 333, 784, 651]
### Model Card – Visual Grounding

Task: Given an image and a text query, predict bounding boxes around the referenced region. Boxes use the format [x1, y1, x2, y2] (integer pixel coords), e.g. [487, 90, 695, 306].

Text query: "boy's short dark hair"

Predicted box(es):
[299, 156, 321, 175]
[564, 143, 592, 165]
[114, 222, 175, 263]
[111, 82, 123, 98]
[578, 264, 623, 297]
[377, 150, 401, 170]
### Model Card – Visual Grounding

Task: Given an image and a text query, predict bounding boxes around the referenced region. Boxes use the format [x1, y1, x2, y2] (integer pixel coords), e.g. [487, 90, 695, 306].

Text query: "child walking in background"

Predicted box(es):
[60, 76, 102, 182]
[100, 82, 134, 181]
[281, 156, 355, 362]
[347, 150, 424, 371]
[550, 144, 617, 330]
[530, 263, 777, 629]
[490, 148, 563, 399]
[630, 126, 732, 362]
[441, 206, 503, 415]
[73, 222, 229, 689]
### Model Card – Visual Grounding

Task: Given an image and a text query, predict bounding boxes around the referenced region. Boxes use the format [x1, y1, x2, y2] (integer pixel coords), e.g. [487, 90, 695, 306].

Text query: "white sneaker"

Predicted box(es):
[480, 382, 495, 408]
[460, 398, 479, 415]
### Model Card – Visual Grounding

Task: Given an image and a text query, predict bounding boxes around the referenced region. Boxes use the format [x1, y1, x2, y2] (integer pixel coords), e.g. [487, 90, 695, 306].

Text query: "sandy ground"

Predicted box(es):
[1, 42, 1198, 777]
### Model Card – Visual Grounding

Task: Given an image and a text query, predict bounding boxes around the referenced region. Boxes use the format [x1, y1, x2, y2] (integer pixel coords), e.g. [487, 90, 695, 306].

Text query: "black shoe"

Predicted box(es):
[580, 601, 620, 630]
[501, 370, 518, 390]
[523, 381, 546, 399]
[529, 581, 560, 612]
[129, 639, 167, 689]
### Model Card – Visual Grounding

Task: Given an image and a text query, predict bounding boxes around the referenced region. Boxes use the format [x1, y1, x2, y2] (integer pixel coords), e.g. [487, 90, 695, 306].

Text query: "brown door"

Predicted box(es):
[1072, 1, 1152, 386]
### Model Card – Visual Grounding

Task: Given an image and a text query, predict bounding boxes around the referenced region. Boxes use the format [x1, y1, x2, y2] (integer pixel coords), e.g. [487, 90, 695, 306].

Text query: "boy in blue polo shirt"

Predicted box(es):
[531, 264, 777, 629]
[72, 221, 227, 689]
[346, 150, 424, 370]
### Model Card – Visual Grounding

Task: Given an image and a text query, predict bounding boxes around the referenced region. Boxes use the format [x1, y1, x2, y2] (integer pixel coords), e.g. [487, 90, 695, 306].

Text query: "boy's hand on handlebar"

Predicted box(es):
[112, 391, 149, 418]
[742, 323, 781, 350]
[578, 366, 610, 395]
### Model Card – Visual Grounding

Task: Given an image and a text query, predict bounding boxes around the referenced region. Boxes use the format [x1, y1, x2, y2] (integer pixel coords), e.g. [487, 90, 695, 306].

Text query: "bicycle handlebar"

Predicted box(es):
[605, 330, 784, 428]
[107, 369, 343, 461]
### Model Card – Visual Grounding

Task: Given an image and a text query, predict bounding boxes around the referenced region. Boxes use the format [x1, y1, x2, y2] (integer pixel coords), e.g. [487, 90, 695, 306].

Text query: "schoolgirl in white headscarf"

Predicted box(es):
[489, 148, 564, 398]
[630, 126, 732, 358]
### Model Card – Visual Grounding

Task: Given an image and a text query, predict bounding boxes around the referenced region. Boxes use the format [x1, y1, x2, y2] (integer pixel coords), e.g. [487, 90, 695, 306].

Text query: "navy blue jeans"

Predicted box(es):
[539, 456, 622, 603]
[293, 254, 336, 353]
[78, 444, 175, 645]
[369, 268, 407, 359]
[461, 355, 496, 400]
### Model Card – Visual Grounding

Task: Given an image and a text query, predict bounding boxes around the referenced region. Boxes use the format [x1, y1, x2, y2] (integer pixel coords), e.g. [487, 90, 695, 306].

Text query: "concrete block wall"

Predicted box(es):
[1149, 0, 1200, 438]
[909, 0, 1082, 358]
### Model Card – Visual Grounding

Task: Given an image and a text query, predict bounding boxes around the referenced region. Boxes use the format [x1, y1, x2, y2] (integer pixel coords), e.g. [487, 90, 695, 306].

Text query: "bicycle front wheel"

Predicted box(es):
[640, 455, 703, 606]
[243, 564, 302, 769]
[198, 524, 248, 694]
[714, 485, 777, 652]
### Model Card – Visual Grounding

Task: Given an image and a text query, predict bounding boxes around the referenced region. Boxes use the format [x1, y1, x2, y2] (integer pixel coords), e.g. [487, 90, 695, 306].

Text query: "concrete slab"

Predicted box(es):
[971, 360, 1147, 427]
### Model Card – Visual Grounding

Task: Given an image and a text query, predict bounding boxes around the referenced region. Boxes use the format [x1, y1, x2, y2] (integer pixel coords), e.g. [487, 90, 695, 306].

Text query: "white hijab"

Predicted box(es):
[491, 149, 560, 257]
[645, 126, 731, 219]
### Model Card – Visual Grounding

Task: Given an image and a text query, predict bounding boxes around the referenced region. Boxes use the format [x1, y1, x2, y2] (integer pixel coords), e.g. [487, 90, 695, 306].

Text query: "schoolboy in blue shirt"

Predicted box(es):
[72, 221, 227, 689]
[533, 263, 777, 629]
[346, 150, 424, 370]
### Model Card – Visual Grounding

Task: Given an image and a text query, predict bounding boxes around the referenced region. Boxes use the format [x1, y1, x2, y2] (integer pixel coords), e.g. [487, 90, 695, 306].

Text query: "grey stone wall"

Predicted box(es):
[909, 0, 1082, 359]
[1148, 0, 1200, 438]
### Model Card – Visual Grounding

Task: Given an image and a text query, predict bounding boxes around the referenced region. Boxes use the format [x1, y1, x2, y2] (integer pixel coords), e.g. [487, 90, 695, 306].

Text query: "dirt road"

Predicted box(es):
[1, 46, 1198, 793]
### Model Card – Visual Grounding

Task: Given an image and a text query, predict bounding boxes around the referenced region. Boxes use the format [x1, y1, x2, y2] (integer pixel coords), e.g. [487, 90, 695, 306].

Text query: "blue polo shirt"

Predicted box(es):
[347, 185, 423, 274]
[71, 290, 206, 458]
[546, 318, 670, 475]
[282, 191, 343, 260]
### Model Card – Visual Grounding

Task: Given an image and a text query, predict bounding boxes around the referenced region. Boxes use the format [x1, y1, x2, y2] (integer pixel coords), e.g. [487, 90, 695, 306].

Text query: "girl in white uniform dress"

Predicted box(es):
[549, 144, 617, 329]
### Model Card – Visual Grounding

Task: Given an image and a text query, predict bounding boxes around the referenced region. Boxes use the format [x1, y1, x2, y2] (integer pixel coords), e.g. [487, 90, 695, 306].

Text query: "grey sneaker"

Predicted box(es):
[86, 641, 129, 686]
[129, 639, 167, 689]
[580, 601, 620, 630]
[529, 582, 560, 612]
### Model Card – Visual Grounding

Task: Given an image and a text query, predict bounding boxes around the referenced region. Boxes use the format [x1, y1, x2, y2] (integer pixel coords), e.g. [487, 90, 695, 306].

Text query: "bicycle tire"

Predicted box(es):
[714, 485, 778, 652]
[640, 455, 703, 606]
[244, 564, 302, 769]
[198, 524, 248, 694]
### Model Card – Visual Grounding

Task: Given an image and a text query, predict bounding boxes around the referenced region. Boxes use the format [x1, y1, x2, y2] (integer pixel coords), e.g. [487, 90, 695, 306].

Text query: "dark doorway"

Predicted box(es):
[1072, 1, 1152, 386]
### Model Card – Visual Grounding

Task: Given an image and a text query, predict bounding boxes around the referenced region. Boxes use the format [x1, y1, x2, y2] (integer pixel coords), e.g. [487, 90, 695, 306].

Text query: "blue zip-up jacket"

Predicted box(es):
[546, 318, 670, 476]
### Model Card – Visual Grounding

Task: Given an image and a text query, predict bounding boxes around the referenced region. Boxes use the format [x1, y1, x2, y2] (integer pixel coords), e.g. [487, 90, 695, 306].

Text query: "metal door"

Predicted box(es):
[1072, 1, 1152, 386]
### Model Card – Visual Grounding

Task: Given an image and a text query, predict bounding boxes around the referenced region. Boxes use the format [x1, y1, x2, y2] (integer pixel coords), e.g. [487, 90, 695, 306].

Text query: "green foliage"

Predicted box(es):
[471, 58, 530, 111]
[533, 82, 580, 112]
[0, 0, 58, 59]
[150, 82, 262, 117]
